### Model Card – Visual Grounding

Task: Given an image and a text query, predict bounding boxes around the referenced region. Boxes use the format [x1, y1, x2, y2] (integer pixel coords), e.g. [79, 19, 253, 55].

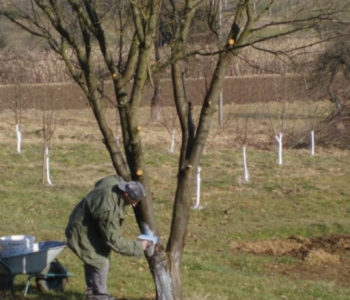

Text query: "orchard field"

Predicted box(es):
[0, 101, 349, 299]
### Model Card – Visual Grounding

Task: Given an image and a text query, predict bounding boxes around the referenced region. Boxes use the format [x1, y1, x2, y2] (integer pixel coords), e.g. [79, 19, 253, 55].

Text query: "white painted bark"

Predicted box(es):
[45, 145, 53, 185]
[139, 222, 173, 299]
[154, 265, 174, 300]
[310, 130, 315, 156]
[275, 132, 283, 165]
[242, 145, 249, 182]
[192, 166, 203, 210]
[169, 129, 175, 154]
[16, 124, 21, 153]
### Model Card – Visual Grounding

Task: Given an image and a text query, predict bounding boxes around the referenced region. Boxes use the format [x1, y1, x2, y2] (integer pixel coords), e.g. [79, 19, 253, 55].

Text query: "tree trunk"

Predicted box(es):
[151, 74, 162, 121]
[147, 247, 174, 300]
[151, 9, 162, 122]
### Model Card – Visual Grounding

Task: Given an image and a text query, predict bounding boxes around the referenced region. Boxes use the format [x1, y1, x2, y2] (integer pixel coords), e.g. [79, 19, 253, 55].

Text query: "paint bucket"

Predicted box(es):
[0, 235, 35, 257]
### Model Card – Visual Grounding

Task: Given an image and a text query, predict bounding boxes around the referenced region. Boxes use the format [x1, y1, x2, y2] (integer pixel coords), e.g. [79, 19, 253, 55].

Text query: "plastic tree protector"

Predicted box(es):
[275, 132, 283, 165]
[242, 145, 249, 182]
[16, 124, 22, 153]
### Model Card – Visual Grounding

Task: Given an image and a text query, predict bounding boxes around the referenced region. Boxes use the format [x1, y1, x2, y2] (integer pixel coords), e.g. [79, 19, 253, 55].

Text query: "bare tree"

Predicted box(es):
[150, 1, 164, 121]
[0, 1, 340, 299]
[312, 38, 350, 110]
[1, 55, 26, 153]
[303, 19, 350, 149]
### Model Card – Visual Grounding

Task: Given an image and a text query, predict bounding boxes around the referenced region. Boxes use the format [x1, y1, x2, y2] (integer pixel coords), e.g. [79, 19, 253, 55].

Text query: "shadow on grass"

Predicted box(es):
[1, 289, 152, 300]
[118, 298, 154, 300]
[1, 290, 85, 300]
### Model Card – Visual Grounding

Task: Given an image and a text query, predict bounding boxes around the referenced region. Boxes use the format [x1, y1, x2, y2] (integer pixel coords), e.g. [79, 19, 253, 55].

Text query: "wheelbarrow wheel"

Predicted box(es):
[35, 260, 68, 293]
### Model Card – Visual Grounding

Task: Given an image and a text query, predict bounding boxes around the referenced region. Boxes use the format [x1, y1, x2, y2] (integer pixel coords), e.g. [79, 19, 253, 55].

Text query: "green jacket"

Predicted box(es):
[65, 175, 143, 269]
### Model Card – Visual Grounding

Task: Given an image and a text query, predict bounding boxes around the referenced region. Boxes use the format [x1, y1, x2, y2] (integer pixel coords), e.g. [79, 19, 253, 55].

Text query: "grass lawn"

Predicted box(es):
[0, 102, 349, 299]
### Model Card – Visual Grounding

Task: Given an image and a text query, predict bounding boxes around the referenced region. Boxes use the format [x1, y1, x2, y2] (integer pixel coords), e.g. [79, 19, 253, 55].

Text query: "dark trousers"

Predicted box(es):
[84, 260, 110, 300]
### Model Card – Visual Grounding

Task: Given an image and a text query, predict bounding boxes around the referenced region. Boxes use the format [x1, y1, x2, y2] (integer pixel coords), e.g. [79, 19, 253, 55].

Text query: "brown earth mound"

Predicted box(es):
[231, 234, 350, 286]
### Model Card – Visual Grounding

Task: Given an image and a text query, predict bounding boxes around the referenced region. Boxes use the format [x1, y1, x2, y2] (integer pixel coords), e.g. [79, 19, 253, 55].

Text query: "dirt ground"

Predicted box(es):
[231, 234, 350, 286]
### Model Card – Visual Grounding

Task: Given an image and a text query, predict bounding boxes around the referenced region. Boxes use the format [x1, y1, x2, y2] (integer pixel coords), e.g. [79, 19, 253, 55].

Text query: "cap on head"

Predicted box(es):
[116, 181, 146, 201]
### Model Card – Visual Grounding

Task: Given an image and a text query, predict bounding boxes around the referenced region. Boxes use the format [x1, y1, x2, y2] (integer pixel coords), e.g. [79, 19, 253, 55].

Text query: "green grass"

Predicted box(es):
[0, 105, 350, 299]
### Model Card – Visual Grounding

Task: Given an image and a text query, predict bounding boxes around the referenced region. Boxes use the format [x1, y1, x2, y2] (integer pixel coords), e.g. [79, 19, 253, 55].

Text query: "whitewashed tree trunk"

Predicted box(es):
[45, 145, 53, 185]
[275, 132, 283, 165]
[169, 129, 175, 154]
[192, 166, 203, 210]
[242, 145, 249, 182]
[16, 124, 21, 153]
[310, 130, 315, 156]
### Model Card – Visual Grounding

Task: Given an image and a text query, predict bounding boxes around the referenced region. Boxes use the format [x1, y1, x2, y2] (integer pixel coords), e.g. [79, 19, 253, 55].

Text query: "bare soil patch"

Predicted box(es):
[231, 235, 350, 286]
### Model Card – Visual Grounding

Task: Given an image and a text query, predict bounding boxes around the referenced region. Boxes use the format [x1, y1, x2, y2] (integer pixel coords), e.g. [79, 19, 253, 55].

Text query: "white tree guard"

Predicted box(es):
[192, 166, 203, 210]
[310, 130, 315, 156]
[242, 145, 250, 182]
[275, 132, 283, 165]
[169, 128, 175, 154]
[45, 146, 53, 185]
[16, 124, 22, 153]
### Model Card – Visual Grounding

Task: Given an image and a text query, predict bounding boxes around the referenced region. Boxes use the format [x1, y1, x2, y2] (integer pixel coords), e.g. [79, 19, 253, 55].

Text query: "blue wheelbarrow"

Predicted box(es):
[0, 241, 70, 296]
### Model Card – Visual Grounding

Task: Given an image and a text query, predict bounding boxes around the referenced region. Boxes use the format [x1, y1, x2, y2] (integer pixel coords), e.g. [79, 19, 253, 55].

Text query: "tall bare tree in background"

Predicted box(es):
[312, 22, 350, 110]
[0, 0, 344, 299]
[303, 17, 350, 149]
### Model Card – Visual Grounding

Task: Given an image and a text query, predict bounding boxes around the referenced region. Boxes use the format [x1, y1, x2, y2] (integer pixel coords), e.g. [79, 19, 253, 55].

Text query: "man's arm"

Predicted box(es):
[97, 210, 144, 257]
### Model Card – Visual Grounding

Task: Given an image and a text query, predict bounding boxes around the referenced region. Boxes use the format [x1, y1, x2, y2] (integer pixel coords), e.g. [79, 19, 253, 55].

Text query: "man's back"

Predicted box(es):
[65, 175, 123, 268]
[65, 175, 143, 269]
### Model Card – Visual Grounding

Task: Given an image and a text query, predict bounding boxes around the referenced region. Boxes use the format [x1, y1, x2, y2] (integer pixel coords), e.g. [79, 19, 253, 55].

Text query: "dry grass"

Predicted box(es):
[0, 99, 334, 155]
